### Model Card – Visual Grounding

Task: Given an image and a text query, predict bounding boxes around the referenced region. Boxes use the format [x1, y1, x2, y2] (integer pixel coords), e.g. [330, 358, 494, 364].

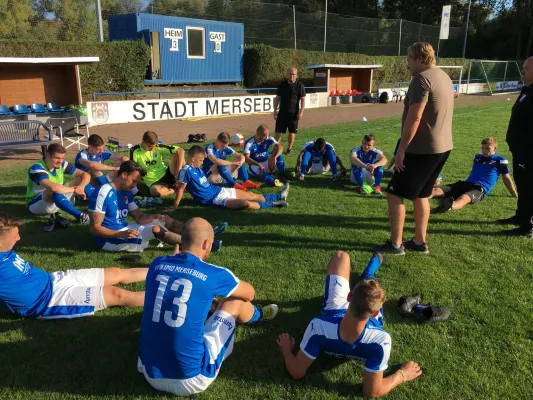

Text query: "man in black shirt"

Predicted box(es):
[274, 68, 306, 155]
[499, 57, 533, 237]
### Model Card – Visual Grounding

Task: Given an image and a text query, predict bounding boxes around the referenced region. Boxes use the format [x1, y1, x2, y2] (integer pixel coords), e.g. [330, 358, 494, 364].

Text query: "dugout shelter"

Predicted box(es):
[109, 13, 244, 85]
[305, 64, 382, 94]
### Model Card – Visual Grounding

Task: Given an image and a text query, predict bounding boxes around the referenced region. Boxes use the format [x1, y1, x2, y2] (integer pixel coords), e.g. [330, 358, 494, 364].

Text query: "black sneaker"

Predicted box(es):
[397, 294, 421, 317]
[286, 148, 293, 156]
[433, 196, 453, 214]
[496, 215, 520, 225]
[503, 227, 533, 238]
[372, 239, 405, 255]
[55, 212, 70, 229]
[339, 166, 348, 176]
[44, 214, 55, 232]
[403, 238, 429, 254]
[412, 305, 451, 323]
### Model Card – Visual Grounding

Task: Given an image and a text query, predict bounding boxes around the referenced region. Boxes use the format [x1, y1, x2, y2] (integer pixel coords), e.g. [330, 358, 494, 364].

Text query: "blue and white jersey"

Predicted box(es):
[138, 252, 240, 380]
[466, 153, 510, 195]
[0, 250, 53, 317]
[301, 141, 335, 164]
[177, 165, 222, 204]
[75, 149, 113, 172]
[300, 314, 391, 373]
[351, 146, 383, 166]
[88, 184, 137, 246]
[243, 136, 278, 163]
[202, 143, 235, 173]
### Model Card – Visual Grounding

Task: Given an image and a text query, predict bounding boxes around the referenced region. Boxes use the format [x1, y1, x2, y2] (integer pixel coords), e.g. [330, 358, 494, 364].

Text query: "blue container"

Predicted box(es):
[109, 13, 244, 85]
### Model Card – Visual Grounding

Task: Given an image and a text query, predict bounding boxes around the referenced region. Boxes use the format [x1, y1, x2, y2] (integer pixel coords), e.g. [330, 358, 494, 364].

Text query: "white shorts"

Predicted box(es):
[210, 187, 237, 207]
[138, 310, 236, 396]
[309, 162, 330, 175]
[28, 192, 75, 215]
[350, 168, 375, 185]
[38, 269, 106, 319]
[207, 166, 238, 185]
[249, 160, 270, 176]
[321, 274, 350, 317]
[100, 220, 166, 252]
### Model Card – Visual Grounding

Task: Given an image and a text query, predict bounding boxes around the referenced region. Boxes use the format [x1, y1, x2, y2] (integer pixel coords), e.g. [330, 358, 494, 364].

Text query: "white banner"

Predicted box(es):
[495, 81, 522, 91]
[88, 93, 323, 126]
[439, 5, 451, 40]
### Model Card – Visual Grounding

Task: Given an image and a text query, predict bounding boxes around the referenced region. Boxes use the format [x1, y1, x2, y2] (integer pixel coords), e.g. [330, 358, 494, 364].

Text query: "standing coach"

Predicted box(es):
[373, 42, 454, 255]
[499, 56, 533, 237]
[273, 67, 306, 155]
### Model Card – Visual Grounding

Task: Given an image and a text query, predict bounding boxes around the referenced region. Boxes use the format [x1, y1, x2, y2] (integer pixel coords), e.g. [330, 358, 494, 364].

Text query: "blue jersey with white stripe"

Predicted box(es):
[351, 146, 383, 165]
[0, 251, 52, 317]
[301, 141, 335, 164]
[300, 313, 391, 373]
[88, 184, 137, 246]
[75, 149, 113, 172]
[202, 143, 235, 173]
[466, 153, 510, 195]
[177, 165, 222, 204]
[243, 136, 278, 163]
[138, 252, 240, 380]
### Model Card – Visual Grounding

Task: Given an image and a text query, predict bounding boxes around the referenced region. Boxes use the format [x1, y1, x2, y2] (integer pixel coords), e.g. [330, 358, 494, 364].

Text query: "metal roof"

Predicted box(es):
[305, 64, 382, 69]
[0, 57, 99, 65]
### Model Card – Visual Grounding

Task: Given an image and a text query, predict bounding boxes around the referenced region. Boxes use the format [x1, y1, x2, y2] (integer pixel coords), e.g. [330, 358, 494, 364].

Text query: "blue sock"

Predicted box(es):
[276, 155, 286, 173]
[259, 202, 273, 209]
[374, 167, 384, 186]
[353, 167, 363, 186]
[360, 255, 382, 281]
[238, 164, 249, 182]
[84, 184, 96, 198]
[325, 149, 337, 175]
[217, 166, 237, 186]
[263, 193, 281, 202]
[52, 193, 82, 219]
[301, 152, 311, 174]
[262, 173, 276, 184]
[247, 305, 263, 323]
[95, 175, 108, 186]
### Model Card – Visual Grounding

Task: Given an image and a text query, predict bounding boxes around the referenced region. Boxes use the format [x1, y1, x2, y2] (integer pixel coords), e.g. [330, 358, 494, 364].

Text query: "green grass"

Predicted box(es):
[1, 100, 532, 400]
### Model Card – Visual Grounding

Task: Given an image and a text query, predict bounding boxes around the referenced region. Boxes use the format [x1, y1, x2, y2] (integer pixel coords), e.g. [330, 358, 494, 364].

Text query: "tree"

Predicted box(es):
[0, 0, 35, 39]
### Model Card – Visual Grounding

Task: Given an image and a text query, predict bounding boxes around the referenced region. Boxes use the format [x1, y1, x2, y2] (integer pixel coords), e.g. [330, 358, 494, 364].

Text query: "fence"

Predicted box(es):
[0, 1, 466, 57]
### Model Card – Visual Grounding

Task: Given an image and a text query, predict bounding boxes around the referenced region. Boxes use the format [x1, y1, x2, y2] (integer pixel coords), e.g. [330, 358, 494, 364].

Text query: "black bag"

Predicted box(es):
[187, 133, 207, 143]
[379, 92, 389, 104]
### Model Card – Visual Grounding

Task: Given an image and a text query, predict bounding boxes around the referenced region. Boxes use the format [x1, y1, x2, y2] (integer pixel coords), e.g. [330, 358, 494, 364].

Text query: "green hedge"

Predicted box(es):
[244, 44, 469, 88]
[0, 40, 151, 101]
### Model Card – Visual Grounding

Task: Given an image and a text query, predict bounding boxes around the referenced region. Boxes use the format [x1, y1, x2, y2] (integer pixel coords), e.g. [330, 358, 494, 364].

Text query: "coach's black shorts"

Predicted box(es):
[275, 115, 299, 134]
[440, 181, 485, 204]
[387, 151, 451, 201]
[151, 167, 175, 188]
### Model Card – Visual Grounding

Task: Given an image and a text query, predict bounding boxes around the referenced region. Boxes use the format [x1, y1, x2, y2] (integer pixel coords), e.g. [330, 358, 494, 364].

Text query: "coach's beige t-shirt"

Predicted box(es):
[402, 67, 454, 154]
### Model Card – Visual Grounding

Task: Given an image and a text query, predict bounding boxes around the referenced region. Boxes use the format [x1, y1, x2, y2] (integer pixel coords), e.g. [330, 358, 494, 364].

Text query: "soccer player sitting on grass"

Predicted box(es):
[203, 132, 260, 190]
[130, 130, 185, 198]
[0, 213, 147, 320]
[431, 137, 518, 213]
[138, 217, 279, 396]
[350, 135, 388, 194]
[276, 251, 422, 398]
[296, 138, 347, 182]
[171, 146, 290, 211]
[75, 134, 130, 187]
[26, 143, 93, 229]
[87, 161, 225, 252]
[244, 124, 286, 187]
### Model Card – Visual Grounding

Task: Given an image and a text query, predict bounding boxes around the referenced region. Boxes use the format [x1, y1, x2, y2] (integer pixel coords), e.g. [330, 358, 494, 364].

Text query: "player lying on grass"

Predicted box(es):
[75, 134, 131, 189]
[138, 217, 279, 396]
[296, 138, 348, 182]
[0, 213, 147, 319]
[431, 137, 518, 213]
[276, 251, 422, 398]
[350, 135, 388, 195]
[203, 132, 260, 190]
[130, 130, 185, 198]
[26, 143, 93, 227]
[244, 124, 287, 187]
[170, 146, 290, 211]
[88, 160, 224, 252]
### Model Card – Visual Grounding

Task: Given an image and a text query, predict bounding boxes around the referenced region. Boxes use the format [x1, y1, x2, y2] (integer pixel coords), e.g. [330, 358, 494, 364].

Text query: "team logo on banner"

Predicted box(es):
[91, 102, 109, 124]
[309, 93, 318, 106]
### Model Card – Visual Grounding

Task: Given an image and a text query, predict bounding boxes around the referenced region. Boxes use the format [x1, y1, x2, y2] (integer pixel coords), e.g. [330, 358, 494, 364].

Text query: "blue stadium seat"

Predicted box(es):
[46, 103, 63, 113]
[30, 103, 47, 113]
[13, 104, 30, 114]
[0, 105, 11, 116]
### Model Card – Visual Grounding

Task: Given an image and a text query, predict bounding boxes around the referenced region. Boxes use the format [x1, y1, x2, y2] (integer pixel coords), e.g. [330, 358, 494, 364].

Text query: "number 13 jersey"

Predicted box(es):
[138, 252, 240, 379]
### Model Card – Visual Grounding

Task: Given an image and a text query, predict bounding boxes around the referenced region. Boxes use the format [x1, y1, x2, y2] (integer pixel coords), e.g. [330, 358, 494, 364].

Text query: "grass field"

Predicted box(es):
[1, 100, 532, 400]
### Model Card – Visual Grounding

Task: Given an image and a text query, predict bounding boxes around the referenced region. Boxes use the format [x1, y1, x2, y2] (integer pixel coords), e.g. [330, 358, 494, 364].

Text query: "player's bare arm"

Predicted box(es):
[89, 211, 138, 238]
[502, 174, 518, 197]
[362, 361, 422, 397]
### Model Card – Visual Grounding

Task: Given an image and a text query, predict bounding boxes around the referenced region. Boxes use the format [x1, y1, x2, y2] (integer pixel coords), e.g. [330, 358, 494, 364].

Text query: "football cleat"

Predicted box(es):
[272, 200, 288, 208]
[280, 182, 290, 200]
[259, 304, 279, 321]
